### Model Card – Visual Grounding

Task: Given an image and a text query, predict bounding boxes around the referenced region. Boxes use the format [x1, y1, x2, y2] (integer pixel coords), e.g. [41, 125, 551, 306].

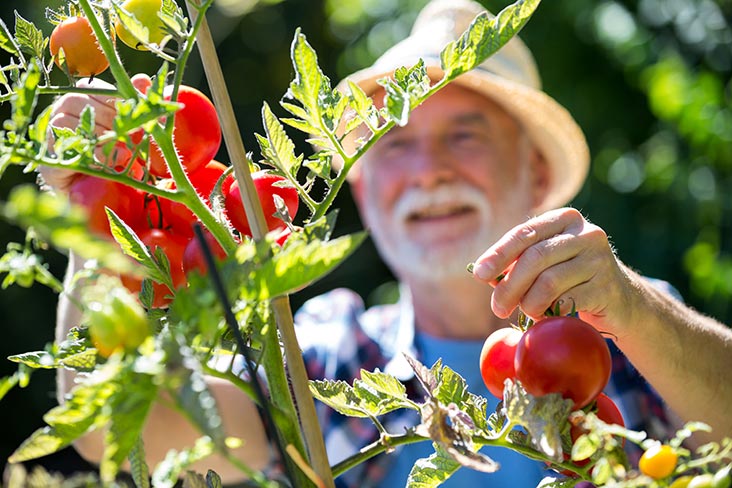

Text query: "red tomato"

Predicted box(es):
[131, 73, 153, 94]
[50, 16, 109, 78]
[182, 229, 228, 277]
[515, 315, 611, 409]
[143, 163, 230, 237]
[69, 175, 145, 238]
[479, 327, 522, 399]
[148, 85, 221, 177]
[120, 228, 190, 308]
[224, 171, 299, 236]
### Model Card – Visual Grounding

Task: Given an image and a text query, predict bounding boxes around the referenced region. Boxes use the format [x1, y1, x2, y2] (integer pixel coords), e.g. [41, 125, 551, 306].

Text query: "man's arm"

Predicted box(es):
[56, 252, 273, 483]
[472, 207, 732, 441]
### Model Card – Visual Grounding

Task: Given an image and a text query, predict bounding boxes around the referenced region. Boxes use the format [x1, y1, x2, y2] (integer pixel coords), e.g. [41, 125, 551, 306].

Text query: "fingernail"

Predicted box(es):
[472, 262, 493, 281]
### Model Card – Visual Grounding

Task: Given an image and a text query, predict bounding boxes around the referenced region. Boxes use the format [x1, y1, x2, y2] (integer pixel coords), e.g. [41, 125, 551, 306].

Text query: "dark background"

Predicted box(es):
[1, 0, 731, 480]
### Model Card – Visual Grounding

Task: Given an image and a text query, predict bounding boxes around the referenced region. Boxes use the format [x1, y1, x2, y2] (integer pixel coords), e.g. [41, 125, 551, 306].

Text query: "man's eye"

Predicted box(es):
[452, 130, 481, 143]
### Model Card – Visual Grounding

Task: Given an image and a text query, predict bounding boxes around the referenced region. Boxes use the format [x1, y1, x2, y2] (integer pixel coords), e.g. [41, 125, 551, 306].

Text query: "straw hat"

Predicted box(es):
[336, 0, 590, 213]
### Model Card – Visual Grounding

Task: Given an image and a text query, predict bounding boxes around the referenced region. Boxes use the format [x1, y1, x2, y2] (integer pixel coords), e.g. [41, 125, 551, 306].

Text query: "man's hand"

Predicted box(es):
[39, 78, 120, 192]
[471, 207, 635, 337]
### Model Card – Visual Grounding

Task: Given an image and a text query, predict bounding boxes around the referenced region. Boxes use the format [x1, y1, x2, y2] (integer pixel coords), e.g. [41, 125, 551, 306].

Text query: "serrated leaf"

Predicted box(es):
[176, 352, 226, 450]
[279, 117, 322, 138]
[150, 437, 215, 488]
[258, 102, 303, 176]
[359, 369, 408, 399]
[352, 375, 412, 416]
[309, 379, 368, 417]
[0, 17, 18, 56]
[407, 448, 462, 488]
[404, 353, 438, 395]
[288, 29, 328, 119]
[129, 437, 152, 488]
[101, 373, 157, 483]
[28, 104, 53, 144]
[441, 0, 541, 79]
[280, 101, 309, 120]
[9, 60, 40, 134]
[108, 208, 167, 284]
[433, 365, 467, 406]
[9, 377, 116, 462]
[7, 351, 56, 369]
[14, 12, 46, 59]
[59, 349, 98, 371]
[245, 231, 366, 300]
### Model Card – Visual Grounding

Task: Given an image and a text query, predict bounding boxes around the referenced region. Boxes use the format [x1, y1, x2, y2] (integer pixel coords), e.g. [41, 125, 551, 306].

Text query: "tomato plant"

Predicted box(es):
[479, 326, 522, 399]
[514, 315, 612, 409]
[50, 16, 109, 77]
[115, 0, 167, 50]
[639, 444, 678, 480]
[148, 85, 222, 178]
[224, 170, 299, 236]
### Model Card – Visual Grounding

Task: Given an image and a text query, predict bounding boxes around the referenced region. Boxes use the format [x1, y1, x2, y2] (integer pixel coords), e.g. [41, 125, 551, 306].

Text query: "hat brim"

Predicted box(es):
[337, 63, 590, 214]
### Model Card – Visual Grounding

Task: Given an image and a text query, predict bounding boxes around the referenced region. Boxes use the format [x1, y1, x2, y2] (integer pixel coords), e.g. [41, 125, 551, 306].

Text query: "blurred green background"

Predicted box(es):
[1, 0, 731, 480]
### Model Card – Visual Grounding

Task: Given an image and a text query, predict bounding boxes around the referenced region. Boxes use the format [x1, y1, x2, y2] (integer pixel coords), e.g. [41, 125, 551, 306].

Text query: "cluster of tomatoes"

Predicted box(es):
[479, 314, 621, 474]
[50, 0, 168, 78]
[67, 75, 299, 309]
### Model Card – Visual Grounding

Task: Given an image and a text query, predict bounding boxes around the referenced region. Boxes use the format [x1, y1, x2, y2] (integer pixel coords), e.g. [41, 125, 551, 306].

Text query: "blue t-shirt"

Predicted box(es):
[378, 331, 548, 487]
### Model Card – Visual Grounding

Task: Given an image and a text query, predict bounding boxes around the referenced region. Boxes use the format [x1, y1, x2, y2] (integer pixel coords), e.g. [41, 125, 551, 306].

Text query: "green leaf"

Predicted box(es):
[128, 437, 151, 488]
[407, 447, 462, 488]
[9, 374, 116, 462]
[13, 11, 46, 60]
[244, 231, 366, 300]
[150, 437, 215, 488]
[101, 373, 157, 483]
[174, 346, 226, 450]
[8, 351, 57, 369]
[359, 369, 408, 400]
[0, 16, 18, 56]
[433, 365, 468, 406]
[9, 60, 41, 134]
[309, 379, 372, 417]
[257, 102, 303, 177]
[288, 29, 328, 124]
[28, 104, 53, 145]
[441, 0, 541, 79]
[108, 208, 168, 284]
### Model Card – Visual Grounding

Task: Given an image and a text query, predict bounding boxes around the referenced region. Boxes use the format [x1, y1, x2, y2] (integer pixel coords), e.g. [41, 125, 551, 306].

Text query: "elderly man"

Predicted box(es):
[45, 0, 732, 486]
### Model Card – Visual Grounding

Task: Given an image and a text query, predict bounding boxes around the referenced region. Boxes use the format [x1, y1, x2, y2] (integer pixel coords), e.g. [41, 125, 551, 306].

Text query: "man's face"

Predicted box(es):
[352, 83, 545, 283]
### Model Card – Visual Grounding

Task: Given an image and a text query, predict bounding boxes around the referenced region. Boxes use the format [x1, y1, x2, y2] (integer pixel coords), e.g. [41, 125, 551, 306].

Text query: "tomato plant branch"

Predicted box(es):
[185, 2, 336, 486]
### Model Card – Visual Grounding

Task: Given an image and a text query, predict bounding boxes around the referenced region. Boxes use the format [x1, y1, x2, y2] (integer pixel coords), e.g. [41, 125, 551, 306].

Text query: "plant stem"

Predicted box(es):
[185, 2, 336, 487]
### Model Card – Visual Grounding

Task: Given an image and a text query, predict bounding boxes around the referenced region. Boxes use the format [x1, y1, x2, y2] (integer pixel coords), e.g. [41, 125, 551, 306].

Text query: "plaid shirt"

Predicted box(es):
[294, 286, 671, 487]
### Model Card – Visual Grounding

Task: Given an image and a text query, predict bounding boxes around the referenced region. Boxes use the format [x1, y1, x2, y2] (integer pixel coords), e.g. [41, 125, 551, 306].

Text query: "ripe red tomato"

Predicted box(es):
[69, 175, 145, 238]
[479, 327, 522, 399]
[224, 171, 299, 236]
[50, 16, 109, 78]
[182, 229, 228, 277]
[148, 85, 221, 177]
[514, 315, 611, 409]
[120, 228, 190, 308]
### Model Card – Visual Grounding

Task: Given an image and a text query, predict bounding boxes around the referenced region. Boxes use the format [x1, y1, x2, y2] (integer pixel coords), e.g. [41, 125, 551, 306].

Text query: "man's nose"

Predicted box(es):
[408, 139, 456, 188]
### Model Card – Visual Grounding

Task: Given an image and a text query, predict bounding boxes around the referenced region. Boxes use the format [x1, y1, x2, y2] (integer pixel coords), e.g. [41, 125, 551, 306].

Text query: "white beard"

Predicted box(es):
[364, 183, 503, 282]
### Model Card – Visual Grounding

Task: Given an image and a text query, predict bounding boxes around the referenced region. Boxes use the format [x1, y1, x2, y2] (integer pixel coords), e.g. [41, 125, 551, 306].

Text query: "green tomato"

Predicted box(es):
[671, 477, 694, 488]
[115, 0, 166, 50]
[86, 285, 150, 357]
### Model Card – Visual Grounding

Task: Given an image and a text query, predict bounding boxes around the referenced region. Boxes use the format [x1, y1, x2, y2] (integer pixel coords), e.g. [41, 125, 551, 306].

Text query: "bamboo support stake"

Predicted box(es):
[184, 3, 335, 487]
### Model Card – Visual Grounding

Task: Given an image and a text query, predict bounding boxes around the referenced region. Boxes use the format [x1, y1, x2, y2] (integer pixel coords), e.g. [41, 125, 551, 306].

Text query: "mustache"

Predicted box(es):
[392, 184, 492, 222]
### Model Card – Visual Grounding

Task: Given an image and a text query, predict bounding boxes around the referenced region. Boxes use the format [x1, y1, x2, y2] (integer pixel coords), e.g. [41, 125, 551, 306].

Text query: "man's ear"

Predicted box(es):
[529, 147, 551, 211]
